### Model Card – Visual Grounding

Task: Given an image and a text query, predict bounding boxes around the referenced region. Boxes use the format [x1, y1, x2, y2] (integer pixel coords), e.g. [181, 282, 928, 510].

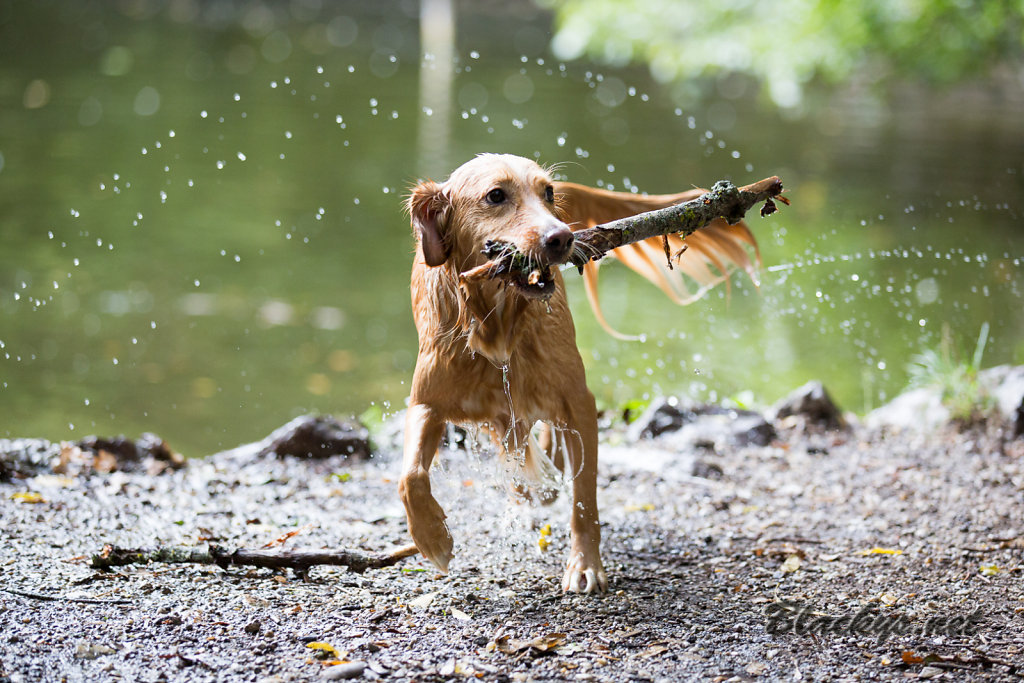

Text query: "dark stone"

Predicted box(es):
[690, 459, 724, 480]
[0, 438, 59, 480]
[77, 435, 140, 462]
[76, 433, 184, 472]
[136, 432, 185, 467]
[629, 397, 775, 448]
[258, 415, 372, 460]
[626, 397, 694, 440]
[771, 381, 845, 430]
[730, 414, 777, 447]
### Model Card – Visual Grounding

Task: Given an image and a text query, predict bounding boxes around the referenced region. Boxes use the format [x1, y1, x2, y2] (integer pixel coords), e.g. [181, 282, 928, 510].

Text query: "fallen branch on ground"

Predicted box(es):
[461, 176, 786, 285]
[91, 543, 419, 578]
[1, 587, 132, 605]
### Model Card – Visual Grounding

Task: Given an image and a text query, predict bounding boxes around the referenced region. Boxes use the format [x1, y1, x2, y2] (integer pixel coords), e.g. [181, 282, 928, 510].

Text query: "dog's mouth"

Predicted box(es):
[463, 239, 560, 301]
[509, 266, 556, 300]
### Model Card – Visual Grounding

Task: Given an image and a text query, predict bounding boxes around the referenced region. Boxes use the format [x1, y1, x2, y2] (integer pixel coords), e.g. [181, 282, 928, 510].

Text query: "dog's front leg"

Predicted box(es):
[563, 393, 608, 594]
[399, 403, 454, 572]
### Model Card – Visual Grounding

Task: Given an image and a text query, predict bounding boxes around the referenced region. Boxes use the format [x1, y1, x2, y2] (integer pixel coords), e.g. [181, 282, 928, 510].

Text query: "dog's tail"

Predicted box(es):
[555, 181, 760, 339]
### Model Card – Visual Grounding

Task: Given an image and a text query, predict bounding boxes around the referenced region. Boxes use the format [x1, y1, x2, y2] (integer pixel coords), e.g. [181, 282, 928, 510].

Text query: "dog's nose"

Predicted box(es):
[541, 225, 574, 258]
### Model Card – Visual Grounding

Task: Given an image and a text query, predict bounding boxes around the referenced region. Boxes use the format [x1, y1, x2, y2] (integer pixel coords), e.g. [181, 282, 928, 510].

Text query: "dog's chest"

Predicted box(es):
[452, 355, 565, 427]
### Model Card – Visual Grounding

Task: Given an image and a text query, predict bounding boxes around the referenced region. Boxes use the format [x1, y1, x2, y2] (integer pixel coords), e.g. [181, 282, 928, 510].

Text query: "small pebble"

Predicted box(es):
[322, 661, 366, 680]
[74, 642, 115, 659]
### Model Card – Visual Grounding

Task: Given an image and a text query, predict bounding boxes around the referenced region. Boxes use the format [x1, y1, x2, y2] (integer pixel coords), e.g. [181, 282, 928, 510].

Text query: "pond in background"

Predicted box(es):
[1, 1, 1022, 456]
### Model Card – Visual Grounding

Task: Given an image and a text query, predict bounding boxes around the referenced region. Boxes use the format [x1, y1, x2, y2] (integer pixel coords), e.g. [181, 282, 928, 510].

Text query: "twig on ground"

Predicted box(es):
[91, 543, 419, 578]
[1, 587, 132, 605]
[758, 536, 827, 545]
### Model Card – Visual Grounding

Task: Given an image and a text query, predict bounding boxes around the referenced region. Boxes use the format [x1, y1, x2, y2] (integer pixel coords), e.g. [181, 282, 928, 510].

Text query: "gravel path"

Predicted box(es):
[2, 405, 1023, 682]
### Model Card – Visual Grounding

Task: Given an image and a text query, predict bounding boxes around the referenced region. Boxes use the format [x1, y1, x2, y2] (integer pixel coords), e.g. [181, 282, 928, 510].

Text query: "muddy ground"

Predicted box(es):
[2, 392, 1023, 682]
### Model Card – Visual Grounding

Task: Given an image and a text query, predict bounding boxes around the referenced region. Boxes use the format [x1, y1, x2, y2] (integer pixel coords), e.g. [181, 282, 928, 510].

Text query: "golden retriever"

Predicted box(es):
[401, 154, 757, 593]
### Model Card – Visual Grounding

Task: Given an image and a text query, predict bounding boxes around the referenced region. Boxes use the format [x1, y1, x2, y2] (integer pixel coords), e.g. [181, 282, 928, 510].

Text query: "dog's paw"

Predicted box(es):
[561, 552, 608, 594]
[408, 498, 455, 573]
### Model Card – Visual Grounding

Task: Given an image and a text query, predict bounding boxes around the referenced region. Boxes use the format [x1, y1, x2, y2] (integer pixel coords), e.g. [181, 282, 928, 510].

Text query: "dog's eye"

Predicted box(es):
[544, 185, 555, 203]
[486, 188, 506, 205]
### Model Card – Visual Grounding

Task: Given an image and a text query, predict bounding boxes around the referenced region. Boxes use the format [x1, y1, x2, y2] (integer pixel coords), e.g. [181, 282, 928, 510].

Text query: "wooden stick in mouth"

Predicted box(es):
[460, 176, 786, 286]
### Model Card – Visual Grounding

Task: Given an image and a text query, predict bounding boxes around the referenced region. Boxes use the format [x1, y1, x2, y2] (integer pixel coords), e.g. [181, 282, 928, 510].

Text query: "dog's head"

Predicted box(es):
[407, 154, 574, 299]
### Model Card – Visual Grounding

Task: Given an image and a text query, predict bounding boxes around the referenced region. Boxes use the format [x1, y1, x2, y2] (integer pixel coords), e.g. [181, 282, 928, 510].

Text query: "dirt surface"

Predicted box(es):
[2, 401, 1023, 682]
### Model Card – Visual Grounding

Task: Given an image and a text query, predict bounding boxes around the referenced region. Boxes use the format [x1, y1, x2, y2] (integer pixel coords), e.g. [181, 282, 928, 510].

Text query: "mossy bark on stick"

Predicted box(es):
[91, 543, 419, 576]
[569, 176, 783, 267]
[462, 175, 784, 284]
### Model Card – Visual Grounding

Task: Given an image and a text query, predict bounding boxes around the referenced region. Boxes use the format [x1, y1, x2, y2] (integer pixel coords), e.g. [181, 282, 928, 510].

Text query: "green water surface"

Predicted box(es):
[1, 2, 1022, 455]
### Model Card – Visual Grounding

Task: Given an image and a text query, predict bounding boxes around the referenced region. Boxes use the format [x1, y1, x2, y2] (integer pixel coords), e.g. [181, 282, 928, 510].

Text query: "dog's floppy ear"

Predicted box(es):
[408, 180, 451, 267]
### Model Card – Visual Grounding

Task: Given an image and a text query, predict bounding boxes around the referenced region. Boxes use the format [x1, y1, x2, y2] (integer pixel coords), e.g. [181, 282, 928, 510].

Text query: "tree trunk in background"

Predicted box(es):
[418, 0, 455, 178]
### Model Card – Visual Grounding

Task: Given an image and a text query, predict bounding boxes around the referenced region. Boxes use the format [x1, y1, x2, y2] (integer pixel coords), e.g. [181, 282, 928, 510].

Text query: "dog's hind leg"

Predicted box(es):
[399, 403, 454, 572]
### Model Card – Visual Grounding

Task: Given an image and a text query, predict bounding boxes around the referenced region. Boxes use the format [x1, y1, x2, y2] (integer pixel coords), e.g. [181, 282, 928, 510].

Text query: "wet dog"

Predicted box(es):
[401, 154, 757, 592]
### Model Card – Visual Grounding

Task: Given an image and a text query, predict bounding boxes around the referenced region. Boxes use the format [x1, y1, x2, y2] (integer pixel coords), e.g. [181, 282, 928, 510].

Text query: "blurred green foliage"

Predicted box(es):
[537, 0, 1024, 106]
[908, 322, 993, 422]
